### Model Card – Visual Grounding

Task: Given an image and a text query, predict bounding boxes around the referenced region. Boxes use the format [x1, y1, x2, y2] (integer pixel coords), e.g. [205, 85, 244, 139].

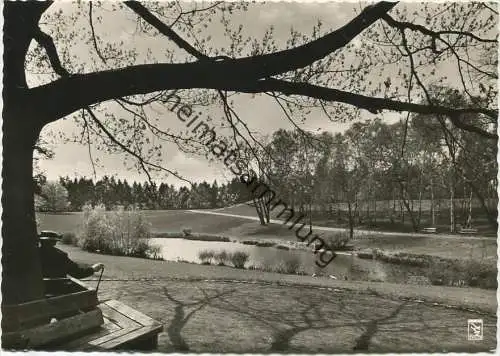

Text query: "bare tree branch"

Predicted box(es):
[382, 13, 498, 43]
[30, 1, 495, 141]
[125, 1, 207, 59]
[32, 27, 70, 77]
[169, 1, 224, 27]
[34, 60, 497, 136]
[85, 106, 193, 186]
[80, 110, 98, 178]
[89, 2, 108, 64]
[252, 79, 498, 139]
[481, 2, 498, 15]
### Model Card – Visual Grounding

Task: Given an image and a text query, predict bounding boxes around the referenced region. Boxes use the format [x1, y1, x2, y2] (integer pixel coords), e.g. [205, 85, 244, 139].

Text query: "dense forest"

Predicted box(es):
[53, 176, 251, 211]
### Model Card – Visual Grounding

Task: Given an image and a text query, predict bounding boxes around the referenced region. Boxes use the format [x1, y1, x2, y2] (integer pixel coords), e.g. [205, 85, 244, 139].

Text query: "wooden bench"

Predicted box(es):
[2, 277, 102, 349]
[422, 227, 437, 233]
[58, 299, 163, 351]
[459, 228, 478, 234]
[2, 277, 162, 351]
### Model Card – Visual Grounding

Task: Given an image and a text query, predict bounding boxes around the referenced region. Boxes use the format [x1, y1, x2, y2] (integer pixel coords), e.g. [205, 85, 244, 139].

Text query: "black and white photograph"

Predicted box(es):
[1, 0, 498, 352]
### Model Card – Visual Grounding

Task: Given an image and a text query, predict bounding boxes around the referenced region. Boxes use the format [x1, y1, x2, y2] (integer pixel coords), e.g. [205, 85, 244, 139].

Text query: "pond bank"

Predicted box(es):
[67, 229, 496, 290]
[356, 249, 497, 289]
[152, 231, 354, 252]
[60, 245, 496, 315]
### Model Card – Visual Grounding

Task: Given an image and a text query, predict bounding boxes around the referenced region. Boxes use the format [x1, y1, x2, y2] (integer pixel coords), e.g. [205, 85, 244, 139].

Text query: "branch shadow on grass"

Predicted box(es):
[162, 286, 236, 352]
[206, 289, 411, 353]
[352, 302, 407, 351]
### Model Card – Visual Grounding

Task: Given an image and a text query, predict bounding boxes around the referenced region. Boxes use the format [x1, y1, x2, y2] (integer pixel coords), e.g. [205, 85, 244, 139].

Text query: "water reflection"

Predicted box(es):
[150, 238, 427, 284]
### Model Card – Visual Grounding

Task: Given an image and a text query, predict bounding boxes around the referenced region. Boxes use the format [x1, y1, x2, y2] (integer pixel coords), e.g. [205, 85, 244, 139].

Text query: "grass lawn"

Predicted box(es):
[63, 246, 496, 353]
[37, 210, 252, 235]
[98, 280, 496, 353]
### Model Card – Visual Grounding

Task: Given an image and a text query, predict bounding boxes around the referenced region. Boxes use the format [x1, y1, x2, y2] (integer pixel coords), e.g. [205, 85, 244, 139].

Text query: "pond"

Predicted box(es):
[150, 238, 429, 285]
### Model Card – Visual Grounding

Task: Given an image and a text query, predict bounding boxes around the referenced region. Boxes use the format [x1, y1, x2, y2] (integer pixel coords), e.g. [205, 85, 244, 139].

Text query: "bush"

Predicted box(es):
[147, 244, 163, 260]
[256, 241, 276, 247]
[282, 255, 302, 274]
[198, 249, 215, 264]
[214, 250, 229, 266]
[230, 251, 249, 268]
[184, 234, 230, 242]
[357, 251, 374, 259]
[182, 227, 192, 236]
[323, 232, 350, 250]
[61, 232, 78, 246]
[426, 258, 497, 290]
[80, 205, 154, 258]
[257, 262, 275, 273]
[129, 240, 150, 257]
[462, 260, 497, 289]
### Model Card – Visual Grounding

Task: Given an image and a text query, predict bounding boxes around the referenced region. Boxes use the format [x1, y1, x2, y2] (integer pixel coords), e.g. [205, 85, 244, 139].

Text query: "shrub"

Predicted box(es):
[273, 263, 286, 274]
[276, 245, 290, 251]
[198, 249, 215, 264]
[153, 232, 182, 238]
[426, 258, 497, 289]
[256, 241, 276, 247]
[230, 251, 249, 268]
[462, 260, 497, 289]
[257, 262, 275, 273]
[282, 255, 302, 274]
[80, 205, 154, 258]
[357, 251, 374, 259]
[147, 244, 163, 260]
[323, 232, 350, 250]
[129, 240, 150, 258]
[182, 228, 192, 237]
[184, 234, 230, 242]
[214, 250, 229, 265]
[61, 232, 78, 246]
[427, 260, 458, 286]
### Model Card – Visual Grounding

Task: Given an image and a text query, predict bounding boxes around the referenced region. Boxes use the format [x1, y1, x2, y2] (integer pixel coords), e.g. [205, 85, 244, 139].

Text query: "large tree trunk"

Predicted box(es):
[398, 182, 418, 232]
[467, 180, 498, 229]
[2, 2, 50, 305]
[253, 197, 266, 225]
[347, 201, 354, 239]
[430, 177, 435, 226]
[2, 115, 44, 305]
[450, 181, 456, 233]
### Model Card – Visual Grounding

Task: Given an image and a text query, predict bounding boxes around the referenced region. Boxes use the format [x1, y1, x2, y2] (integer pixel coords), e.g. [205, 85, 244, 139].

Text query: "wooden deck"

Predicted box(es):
[58, 299, 163, 351]
[2, 277, 163, 351]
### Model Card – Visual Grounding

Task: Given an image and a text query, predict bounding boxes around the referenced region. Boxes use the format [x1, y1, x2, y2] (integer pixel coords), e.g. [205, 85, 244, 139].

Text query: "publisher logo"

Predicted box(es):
[468, 319, 483, 341]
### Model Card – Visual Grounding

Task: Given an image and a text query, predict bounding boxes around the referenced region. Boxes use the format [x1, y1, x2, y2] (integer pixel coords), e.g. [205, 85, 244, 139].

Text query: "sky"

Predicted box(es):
[31, 1, 477, 188]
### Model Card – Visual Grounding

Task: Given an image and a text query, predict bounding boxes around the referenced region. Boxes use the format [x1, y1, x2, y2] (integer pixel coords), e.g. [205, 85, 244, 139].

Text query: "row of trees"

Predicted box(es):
[252, 92, 497, 236]
[38, 176, 252, 212]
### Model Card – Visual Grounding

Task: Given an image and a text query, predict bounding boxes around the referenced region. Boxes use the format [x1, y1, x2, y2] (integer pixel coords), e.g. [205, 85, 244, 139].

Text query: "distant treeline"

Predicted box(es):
[59, 176, 251, 211]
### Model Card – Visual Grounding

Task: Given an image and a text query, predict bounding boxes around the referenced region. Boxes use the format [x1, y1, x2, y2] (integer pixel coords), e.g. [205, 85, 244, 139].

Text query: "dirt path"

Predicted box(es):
[62, 246, 496, 352]
[187, 209, 494, 240]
